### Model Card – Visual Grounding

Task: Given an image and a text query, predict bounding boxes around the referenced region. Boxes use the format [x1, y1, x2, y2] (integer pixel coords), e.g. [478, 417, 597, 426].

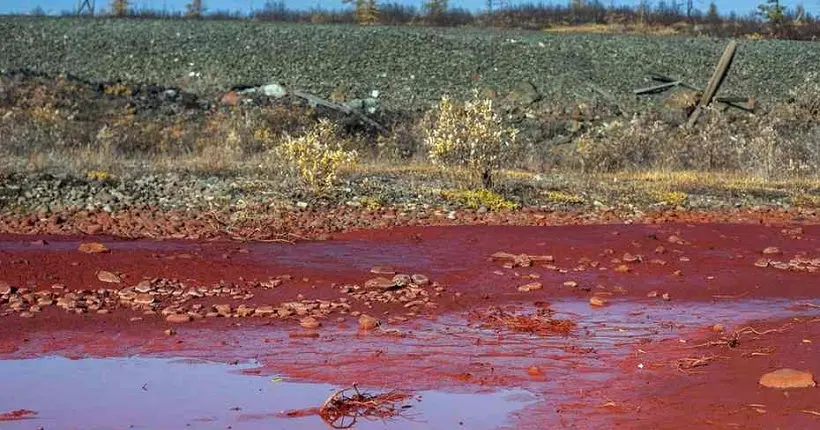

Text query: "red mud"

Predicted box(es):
[1, 218, 819, 428]
[0, 409, 37, 421]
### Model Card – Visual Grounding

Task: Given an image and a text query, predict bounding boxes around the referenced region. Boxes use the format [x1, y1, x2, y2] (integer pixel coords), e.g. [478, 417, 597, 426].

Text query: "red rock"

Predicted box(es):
[370, 265, 396, 275]
[358, 314, 379, 330]
[96, 270, 121, 283]
[166, 314, 192, 323]
[589, 296, 608, 307]
[220, 90, 241, 106]
[299, 317, 321, 329]
[762, 247, 781, 255]
[517, 282, 543, 292]
[78, 242, 110, 253]
[364, 277, 395, 290]
[759, 369, 815, 388]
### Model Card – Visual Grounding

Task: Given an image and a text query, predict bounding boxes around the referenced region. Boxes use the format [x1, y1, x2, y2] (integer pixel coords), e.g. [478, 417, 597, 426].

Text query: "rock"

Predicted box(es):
[166, 314, 192, 323]
[410, 274, 430, 286]
[299, 317, 321, 329]
[647, 291, 659, 298]
[711, 324, 725, 332]
[261, 83, 287, 98]
[164, 328, 176, 336]
[370, 266, 395, 275]
[589, 296, 608, 307]
[518, 282, 543, 292]
[96, 270, 121, 284]
[220, 90, 241, 106]
[78, 242, 110, 253]
[563, 281, 578, 288]
[759, 369, 816, 389]
[662, 293, 671, 301]
[133, 294, 155, 305]
[0, 282, 12, 295]
[19, 311, 34, 318]
[364, 277, 395, 290]
[392, 274, 412, 287]
[491, 252, 517, 260]
[762, 247, 781, 255]
[235, 305, 254, 317]
[622, 253, 641, 263]
[358, 314, 379, 330]
[526, 366, 543, 376]
[754, 259, 770, 268]
[506, 80, 541, 106]
[254, 306, 276, 317]
[134, 280, 153, 293]
[214, 304, 232, 315]
[529, 255, 555, 263]
[614, 264, 631, 273]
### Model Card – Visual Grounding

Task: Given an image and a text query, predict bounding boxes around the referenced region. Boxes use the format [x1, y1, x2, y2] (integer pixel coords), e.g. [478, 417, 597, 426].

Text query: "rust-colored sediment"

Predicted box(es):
[1, 211, 818, 428]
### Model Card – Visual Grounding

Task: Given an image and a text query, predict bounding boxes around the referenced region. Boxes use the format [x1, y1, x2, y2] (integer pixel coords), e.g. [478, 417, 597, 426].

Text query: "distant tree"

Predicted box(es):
[758, 0, 786, 25]
[30, 5, 47, 16]
[186, 0, 205, 18]
[706, 2, 720, 23]
[423, 0, 447, 20]
[110, 0, 129, 17]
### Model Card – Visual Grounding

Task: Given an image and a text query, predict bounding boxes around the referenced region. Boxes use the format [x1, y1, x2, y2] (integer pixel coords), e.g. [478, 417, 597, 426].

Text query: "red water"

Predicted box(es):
[1, 223, 818, 428]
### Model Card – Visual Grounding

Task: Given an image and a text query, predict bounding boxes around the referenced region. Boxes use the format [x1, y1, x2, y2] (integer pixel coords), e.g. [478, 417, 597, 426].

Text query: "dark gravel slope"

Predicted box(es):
[1, 17, 818, 109]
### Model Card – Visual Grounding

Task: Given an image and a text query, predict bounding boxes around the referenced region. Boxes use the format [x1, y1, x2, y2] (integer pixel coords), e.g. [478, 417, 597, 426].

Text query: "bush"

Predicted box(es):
[425, 91, 519, 188]
[279, 119, 358, 191]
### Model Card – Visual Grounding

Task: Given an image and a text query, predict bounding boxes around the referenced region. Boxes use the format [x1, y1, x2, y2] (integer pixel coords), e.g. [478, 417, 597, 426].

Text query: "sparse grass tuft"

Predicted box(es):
[441, 188, 518, 211]
[543, 191, 585, 205]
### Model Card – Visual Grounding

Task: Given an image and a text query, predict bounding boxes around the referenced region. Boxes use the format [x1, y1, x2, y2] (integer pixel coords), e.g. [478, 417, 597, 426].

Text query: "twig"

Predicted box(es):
[802, 410, 820, 417]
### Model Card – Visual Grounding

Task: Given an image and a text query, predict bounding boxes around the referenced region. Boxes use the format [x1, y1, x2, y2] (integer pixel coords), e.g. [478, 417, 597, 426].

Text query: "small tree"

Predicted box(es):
[343, 0, 379, 24]
[758, 0, 786, 25]
[110, 0, 129, 17]
[423, 0, 447, 21]
[186, 0, 205, 18]
[425, 91, 519, 189]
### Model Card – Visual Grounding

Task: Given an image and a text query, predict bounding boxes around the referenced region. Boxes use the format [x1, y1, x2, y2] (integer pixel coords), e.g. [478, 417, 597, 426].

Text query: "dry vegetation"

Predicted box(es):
[1, 69, 819, 211]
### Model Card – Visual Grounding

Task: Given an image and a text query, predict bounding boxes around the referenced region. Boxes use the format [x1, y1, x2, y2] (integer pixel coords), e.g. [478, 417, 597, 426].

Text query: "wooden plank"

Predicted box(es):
[687, 41, 737, 128]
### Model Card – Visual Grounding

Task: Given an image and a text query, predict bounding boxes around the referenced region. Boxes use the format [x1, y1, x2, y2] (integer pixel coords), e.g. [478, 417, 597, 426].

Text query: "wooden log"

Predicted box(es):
[292, 90, 389, 135]
[687, 41, 738, 128]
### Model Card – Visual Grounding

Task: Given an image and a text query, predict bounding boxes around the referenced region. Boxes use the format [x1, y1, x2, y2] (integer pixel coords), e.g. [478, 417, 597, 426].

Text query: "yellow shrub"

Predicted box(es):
[86, 170, 112, 181]
[441, 188, 518, 211]
[104, 83, 130, 96]
[279, 119, 358, 191]
[425, 91, 519, 188]
[543, 191, 585, 205]
[652, 190, 688, 206]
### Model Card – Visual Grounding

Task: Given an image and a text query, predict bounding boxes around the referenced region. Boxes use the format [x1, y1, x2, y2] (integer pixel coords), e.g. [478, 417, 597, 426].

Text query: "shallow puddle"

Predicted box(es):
[0, 356, 534, 430]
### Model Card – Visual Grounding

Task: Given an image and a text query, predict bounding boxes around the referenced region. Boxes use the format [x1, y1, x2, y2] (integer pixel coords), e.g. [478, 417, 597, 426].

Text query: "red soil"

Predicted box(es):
[1, 208, 818, 428]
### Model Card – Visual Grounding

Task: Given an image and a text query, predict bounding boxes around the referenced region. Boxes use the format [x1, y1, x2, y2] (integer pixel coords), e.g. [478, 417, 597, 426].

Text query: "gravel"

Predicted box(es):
[2, 17, 819, 111]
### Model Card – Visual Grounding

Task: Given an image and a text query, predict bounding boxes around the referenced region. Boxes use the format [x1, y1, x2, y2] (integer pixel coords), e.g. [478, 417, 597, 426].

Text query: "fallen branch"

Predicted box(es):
[292, 90, 389, 135]
[319, 383, 410, 428]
